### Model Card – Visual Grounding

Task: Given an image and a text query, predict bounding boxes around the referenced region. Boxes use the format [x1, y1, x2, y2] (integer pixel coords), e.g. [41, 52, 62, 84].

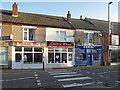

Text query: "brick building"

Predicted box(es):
[0, 3, 119, 69]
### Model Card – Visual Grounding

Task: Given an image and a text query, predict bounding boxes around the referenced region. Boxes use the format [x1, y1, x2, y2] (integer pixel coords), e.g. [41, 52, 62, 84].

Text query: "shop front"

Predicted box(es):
[45, 41, 74, 68]
[75, 45, 103, 66]
[12, 42, 44, 69]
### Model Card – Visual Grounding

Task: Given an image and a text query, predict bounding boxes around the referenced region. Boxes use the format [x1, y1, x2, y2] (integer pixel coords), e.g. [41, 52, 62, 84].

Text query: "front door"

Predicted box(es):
[86, 49, 92, 65]
[15, 53, 23, 69]
[68, 53, 73, 66]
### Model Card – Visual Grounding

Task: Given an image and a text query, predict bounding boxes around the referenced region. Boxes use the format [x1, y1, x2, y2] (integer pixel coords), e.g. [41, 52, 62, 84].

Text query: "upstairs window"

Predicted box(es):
[112, 35, 119, 45]
[23, 28, 35, 41]
[56, 31, 66, 40]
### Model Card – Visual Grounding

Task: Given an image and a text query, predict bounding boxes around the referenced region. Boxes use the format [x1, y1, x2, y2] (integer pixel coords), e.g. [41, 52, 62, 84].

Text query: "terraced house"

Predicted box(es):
[0, 3, 119, 69]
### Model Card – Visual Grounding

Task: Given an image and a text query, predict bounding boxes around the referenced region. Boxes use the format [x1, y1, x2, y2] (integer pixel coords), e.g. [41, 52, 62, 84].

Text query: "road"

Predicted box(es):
[1, 65, 120, 90]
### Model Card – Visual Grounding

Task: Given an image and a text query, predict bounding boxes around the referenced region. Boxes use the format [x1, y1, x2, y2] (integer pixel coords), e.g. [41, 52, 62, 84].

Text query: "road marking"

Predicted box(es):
[34, 74, 38, 77]
[62, 82, 93, 88]
[35, 77, 38, 79]
[92, 73, 96, 75]
[99, 75, 104, 77]
[99, 71, 110, 75]
[58, 77, 91, 82]
[115, 81, 120, 83]
[5, 77, 34, 81]
[37, 83, 41, 86]
[62, 81, 103, 88]
[50, 72, 77, 75]
[37, 80, 40, 83]
[53, 74, 83, 78]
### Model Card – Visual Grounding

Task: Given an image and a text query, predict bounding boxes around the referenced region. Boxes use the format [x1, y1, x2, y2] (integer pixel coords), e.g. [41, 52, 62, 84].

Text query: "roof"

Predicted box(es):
[85, 18, 120, 34]
[1, 10, 99, 31]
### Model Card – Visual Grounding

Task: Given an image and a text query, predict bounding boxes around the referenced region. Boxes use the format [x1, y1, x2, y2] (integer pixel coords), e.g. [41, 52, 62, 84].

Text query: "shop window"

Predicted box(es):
[68, 53, 72, 61]
[48, 48, 54, 63]
[24, 53, 33, 64]
[34, 53, 42, 64]
[68, 48, 73, 52]
[55, 53, 60, 63]
[79, 53, 86, 61]
[15, 47, 22, 51]
[111, 50, 119, 63]
[23, 28, 35, 41]
[92, 49, 99, 61]
[24, 47, 32, 52]
[112, 35, 119, 45]
[48, 53, 54, 63]
[34, 47, 42, 52]
[62, 48, 67, 53]
[62, 53, 67, 63]
[15, 53, 22, 62]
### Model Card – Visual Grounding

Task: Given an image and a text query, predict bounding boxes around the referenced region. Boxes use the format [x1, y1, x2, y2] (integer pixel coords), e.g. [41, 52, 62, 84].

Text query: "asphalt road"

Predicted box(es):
[1, 65, 120, 90]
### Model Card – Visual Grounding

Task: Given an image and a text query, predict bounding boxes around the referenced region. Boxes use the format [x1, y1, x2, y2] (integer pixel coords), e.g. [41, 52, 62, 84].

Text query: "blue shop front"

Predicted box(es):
[76, 45, 103, 66]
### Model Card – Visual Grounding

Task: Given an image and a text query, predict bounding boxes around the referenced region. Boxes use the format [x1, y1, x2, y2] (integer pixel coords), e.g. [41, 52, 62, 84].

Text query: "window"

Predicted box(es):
[23, 28, 35, 41]
[15, 47, 22, 51]
[15, 53, 22, 62]
[24, 53, 33, 64]
[48, 48, 54, 63]
[34, 53, 43, 64]
[89, 33, 93, 43]
[112, 35, 119, 45]
[92, 49, 99, 61]
[56, 31, 66, 40]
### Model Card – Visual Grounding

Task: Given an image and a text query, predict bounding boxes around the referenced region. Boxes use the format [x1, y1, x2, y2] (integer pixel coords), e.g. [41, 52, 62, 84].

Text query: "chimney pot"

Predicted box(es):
[67, 11, 71, 21]
[12, 2, 18, 17]
[80, 15, 82, 19]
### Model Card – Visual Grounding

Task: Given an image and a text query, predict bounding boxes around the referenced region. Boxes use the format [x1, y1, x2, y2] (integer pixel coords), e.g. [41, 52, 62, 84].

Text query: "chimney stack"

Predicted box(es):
[12, 2, 18, 17]
[80, 15, 82, 20]
[67, 11, 71, 21]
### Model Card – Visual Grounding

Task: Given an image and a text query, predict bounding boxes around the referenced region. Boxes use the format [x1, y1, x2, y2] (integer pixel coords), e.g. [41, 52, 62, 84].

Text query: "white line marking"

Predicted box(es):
[5, 77, 34, 81]
[37, 80, 40, 83]
[37, 83, 41, 86]
[53, 74, 83, 78]
[92, 73, 96, 75]
[35, 77, 38, 79]
[50, 72, 77, 75]
[35, 74, 37, 76]
[99, 75, 104, 77]
[99, 71, 110, 75]
[115, 81, 120, 83]
[62, 82, 93, 88]
[62, 81, 103, 88]
[58, 77, 91, 82]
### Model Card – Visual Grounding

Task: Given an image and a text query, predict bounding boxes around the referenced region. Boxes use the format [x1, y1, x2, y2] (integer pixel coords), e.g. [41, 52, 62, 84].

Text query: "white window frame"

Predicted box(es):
[23, 28, 36, 41]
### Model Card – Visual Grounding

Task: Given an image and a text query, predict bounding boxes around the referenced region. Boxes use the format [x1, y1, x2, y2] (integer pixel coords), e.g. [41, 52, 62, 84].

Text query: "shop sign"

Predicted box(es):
[47, 41, 74, 48]
[14, 42, 42, 47]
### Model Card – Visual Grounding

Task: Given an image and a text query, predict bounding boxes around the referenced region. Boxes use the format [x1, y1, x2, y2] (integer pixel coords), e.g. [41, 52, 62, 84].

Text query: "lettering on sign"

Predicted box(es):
[15, 42, 41, 46]
[47, 41, 74, 48]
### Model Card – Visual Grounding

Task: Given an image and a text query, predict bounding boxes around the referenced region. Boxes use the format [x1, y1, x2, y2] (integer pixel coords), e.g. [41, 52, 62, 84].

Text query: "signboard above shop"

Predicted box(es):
[47, 41, 74, 48]
[14, 42, 42, 47]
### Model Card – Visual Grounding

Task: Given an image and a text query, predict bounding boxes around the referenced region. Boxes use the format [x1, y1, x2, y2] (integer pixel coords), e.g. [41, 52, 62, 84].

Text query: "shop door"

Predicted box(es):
[86, 49, 92, 65]
[15, 53, 23, 69]
[68, 53, 73, 66]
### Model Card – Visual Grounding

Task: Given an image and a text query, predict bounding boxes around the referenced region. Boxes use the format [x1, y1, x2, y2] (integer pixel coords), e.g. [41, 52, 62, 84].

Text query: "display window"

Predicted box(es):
[15, 46, 43, 64]
[48, 48, 73, 64]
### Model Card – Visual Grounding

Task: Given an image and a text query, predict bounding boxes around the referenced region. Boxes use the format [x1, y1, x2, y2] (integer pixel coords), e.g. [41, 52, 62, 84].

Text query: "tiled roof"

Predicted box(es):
[85, 18, 120, 34]
[1, 10, 99, 31]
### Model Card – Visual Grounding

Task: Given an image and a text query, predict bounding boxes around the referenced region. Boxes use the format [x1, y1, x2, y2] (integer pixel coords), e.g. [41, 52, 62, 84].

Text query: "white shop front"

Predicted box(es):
[44, 41, 75, 68]
[12, 41, 44, 69]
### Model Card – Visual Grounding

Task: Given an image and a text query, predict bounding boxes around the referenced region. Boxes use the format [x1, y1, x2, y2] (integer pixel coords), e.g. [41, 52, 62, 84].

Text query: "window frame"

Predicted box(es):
[23, 28, 36, 41]
[112, 35, 119, 45]
[56, 31, 66, 41]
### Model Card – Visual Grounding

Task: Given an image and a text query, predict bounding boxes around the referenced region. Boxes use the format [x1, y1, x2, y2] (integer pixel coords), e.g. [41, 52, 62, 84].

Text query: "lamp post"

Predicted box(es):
[108, 2, 112, 66]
